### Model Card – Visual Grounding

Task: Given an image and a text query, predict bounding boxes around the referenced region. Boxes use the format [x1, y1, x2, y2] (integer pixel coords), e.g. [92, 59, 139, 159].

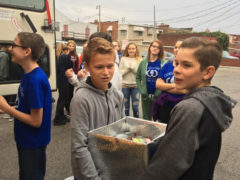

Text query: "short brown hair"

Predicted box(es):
[17, 32, 45, 61]
[83, 37, 115, 64]
[180, 37, 222, 71]
[147, 40, 164, 60]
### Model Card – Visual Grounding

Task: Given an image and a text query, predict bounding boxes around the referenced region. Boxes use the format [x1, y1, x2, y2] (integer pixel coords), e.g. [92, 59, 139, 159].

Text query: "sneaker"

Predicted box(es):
[52, 98, 56, 103]
[65, 114, 71, 122]
[8, 118, 13, 122]
[64, 176, 74, 180]
[53, 116, 67, 126]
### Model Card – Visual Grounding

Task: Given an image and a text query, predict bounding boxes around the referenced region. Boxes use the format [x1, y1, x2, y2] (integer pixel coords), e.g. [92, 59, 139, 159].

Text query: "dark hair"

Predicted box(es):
[89, 32, 112, 43]
[84, 37, 115, 64]
[180, 37, 222, 70]
[62, 44, 69, 51]
[17, 32, 45, 61]
[147, 40, 164, 60]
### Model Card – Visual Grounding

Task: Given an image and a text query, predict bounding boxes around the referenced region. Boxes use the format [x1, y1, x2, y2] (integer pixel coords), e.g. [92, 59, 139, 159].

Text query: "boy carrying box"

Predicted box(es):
[141, 37, 237, 180]
[70, 37, 125, 180]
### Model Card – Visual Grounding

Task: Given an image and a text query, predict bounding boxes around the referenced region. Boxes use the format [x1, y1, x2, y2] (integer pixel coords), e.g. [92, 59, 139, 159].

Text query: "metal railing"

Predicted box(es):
[61, 31, 87, 40]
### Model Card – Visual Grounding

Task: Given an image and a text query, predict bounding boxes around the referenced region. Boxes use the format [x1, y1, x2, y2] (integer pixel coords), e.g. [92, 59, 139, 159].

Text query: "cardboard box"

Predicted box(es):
[88, 117, 167, 180]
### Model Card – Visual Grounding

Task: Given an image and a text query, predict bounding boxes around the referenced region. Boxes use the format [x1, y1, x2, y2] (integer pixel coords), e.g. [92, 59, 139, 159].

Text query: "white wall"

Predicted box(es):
[55, 9, 97, 41]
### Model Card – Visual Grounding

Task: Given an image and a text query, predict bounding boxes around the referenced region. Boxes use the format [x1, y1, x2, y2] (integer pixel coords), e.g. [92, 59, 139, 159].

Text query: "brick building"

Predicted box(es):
[158, 33, 202, 53]
[93, 21, 119, 41]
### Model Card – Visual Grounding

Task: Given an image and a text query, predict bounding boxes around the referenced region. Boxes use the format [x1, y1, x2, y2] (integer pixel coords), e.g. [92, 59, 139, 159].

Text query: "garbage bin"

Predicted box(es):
[88, 116, 167, 180]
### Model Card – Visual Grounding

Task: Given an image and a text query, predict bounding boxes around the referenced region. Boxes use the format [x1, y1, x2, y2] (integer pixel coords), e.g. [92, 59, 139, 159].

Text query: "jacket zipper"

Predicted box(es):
[105, 91, 110, 125]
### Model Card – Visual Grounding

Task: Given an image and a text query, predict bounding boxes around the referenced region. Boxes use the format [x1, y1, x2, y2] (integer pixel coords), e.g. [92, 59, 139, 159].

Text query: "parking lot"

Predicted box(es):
[0, 66, 239, 180]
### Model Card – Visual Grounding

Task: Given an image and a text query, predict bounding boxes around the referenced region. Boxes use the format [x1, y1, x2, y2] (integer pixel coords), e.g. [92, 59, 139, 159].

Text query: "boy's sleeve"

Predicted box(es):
[140, 99, 203, 180]
[68, 73, 79, 87]
[70, 95, 100, 180]
[29, 78, 43, 109]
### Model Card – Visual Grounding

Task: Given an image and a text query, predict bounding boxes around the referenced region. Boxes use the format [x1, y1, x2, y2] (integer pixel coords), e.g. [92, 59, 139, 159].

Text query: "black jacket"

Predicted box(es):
[57, 54, 73, 86]
[141, 86, 237, 180]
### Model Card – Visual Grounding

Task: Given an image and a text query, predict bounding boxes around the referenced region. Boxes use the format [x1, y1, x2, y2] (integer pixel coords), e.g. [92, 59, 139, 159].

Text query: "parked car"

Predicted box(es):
[164, 51, 175, 61]
[141, 51, 175, 61]
[230, 51, 240, 59]
[222, 51, 239, 60]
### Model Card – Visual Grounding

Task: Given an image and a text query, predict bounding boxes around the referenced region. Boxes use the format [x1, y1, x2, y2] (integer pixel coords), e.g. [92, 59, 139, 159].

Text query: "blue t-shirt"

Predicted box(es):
[159, 61, 185, 98]
[159, 61, 174, 83]
[14, 67, 52, 148]
[146, 60, 161, 94]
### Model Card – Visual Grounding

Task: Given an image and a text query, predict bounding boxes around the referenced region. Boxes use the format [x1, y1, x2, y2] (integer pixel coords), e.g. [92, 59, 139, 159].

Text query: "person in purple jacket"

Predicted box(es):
[153, 40, 187, 123]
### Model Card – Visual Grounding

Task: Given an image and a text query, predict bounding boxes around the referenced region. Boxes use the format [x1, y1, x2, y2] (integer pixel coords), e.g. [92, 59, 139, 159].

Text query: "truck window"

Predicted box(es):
[0, 43, 50, 84]
[0, 0, 44, 11]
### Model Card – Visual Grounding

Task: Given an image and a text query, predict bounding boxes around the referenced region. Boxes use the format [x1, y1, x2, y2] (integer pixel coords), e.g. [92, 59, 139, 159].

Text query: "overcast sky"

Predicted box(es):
[56, 0, 240, 35]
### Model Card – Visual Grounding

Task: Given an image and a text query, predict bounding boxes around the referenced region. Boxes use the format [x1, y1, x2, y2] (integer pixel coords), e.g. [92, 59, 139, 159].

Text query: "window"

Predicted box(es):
[0, 44, 50, 84]
[120, 30, 127, 36]
[37, 47, 50, 77]
[134, 31, 143, 36]
[0, 0, 45, 11]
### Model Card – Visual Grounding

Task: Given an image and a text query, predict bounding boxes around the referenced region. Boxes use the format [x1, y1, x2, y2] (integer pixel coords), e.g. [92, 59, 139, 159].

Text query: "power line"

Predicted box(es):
[102, 0, 219, 13]
[194, 6, 240, 28]
[155, 0, 221, 11]
[78, 14, 99, 22]
[156, 0, 235, 23]
[165, 0, 238, 24]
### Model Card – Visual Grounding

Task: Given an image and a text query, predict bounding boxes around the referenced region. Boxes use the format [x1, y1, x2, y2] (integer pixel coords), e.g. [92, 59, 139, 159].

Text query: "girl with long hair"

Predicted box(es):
[136, 40, 167, 120]
[119, 43, 141, 117]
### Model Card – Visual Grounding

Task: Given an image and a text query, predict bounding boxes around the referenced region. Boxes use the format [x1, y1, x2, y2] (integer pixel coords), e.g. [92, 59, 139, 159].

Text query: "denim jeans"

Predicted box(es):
[17, 145, 46, 180]
[122, 87, 140, 117]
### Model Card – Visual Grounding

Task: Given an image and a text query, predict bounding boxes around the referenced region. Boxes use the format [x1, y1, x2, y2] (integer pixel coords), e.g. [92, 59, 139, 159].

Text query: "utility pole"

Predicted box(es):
[96, 5, 101, 32]
[153, 5, 156, 40]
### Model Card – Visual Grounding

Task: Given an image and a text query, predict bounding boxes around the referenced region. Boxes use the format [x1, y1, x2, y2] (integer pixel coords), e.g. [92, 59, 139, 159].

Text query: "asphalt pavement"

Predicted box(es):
[0, 66, 239, 180]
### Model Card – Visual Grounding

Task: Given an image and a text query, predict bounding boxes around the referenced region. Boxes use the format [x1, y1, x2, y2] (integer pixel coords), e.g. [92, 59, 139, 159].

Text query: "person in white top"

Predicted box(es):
[119, 43, 142, 117]
[65, 32, 122, 91]
[65, 51, 121, 90]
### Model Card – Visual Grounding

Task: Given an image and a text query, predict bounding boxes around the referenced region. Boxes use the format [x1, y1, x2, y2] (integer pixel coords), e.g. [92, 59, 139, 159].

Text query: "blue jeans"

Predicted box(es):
[122, 87, 140, 118]
[17, 145, 46, 180]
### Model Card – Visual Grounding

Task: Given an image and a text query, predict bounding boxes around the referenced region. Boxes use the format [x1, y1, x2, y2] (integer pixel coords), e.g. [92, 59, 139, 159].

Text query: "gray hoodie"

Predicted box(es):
[141, 86, 237, 180]
[70, 78, 125, 180]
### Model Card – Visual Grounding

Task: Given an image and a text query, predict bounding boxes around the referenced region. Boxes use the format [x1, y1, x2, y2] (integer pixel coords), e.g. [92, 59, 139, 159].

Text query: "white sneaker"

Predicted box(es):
[8, 118, 13, 122]
[2, 114, 11, 119]
[64, 176, 74, 180]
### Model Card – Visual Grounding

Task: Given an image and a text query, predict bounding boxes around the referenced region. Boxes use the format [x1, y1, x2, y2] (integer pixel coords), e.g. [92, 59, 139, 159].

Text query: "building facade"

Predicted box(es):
[55, 9, 97, 45]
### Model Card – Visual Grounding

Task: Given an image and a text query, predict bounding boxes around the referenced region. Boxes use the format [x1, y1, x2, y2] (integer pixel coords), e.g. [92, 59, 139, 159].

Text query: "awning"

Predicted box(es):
[156, 29, 163, 33]
[119, 26, 128, 31]
[133, 26, 145, 32]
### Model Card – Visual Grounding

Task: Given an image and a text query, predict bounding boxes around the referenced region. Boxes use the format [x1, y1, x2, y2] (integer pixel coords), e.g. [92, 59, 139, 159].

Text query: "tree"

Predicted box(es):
[200, 31, 229, 51]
